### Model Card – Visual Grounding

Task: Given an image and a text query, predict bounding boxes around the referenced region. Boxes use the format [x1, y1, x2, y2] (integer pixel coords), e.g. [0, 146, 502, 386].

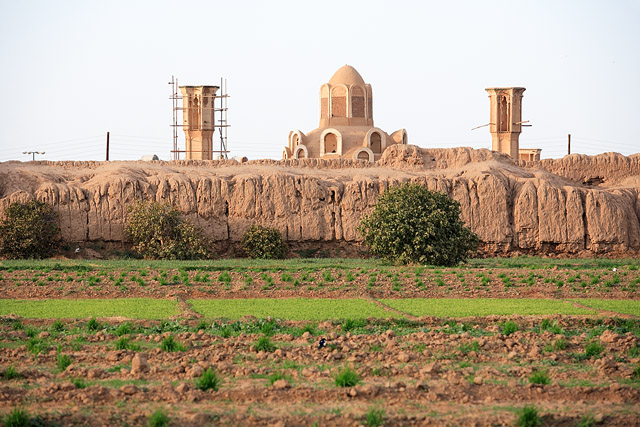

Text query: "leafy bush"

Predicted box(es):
[1, 366, 20, 380]
[528, 370, 550, 385]
[195, 368, 220, 391]
[3, 407, 30, 427]
[516, 405, 542, 427]
[585, 341, 605, 359]
[148, 409, 169, 427]
[501, 320, 519, 336]
[0, 200, 60, 259]
[125, 201, 209, 260]
[341, 318, 367, 332]
[364, 407, 385, 427]
[26, 337, 47, 357]
[56, 353, 73, 372]
[358, 184, 479, 266]
[268, 371, 288, 386]
[115, 337, 141, 351]
[334, 367, 360, 387]
[253, 336, 276, 353]
[86, 318, 101, 331]
[50, 320, 65, 333]
[575, 414, 597, 427]
[160, 336, 185, 352]
[241, 224, 288, 259]
[71, 378, 87, 389]
[115, 322, 133, 336]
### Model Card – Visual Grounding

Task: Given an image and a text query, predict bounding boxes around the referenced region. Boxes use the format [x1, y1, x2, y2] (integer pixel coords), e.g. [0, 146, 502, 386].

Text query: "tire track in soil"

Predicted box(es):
[366, 295, 419, 320]
[173, 295, 202, 319]
[565, 300, 638, 319]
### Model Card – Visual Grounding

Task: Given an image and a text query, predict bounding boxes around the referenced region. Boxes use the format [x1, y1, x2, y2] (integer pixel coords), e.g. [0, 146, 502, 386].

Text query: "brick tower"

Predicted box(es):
[180, 85, 219, 160]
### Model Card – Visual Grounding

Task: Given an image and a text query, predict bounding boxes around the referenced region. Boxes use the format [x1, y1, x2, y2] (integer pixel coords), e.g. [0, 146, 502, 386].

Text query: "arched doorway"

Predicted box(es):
[324, 133, 338, 154]
[371, 132, 382, 153]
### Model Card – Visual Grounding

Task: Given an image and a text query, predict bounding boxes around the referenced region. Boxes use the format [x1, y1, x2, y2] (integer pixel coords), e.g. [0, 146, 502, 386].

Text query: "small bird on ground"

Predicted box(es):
[318, 338, 327, 349]
[612, 267, 617, 272]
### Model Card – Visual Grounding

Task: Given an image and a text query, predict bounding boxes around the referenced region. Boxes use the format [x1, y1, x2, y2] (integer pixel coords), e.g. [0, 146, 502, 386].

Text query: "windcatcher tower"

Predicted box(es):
[180, 85, 218, 160]
[485, 87, 525, 158]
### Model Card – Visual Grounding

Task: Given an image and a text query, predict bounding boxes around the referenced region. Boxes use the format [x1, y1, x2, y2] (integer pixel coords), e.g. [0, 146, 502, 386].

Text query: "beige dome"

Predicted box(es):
[328, 65, 365, 86]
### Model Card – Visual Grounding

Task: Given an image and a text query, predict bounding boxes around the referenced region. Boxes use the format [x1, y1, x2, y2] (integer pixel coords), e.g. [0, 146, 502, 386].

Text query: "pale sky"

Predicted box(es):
[1, 0, 639, 162]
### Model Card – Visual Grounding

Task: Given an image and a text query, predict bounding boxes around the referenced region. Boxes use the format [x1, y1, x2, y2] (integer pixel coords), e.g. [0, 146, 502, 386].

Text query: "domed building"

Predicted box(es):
[283, 65, 407, 163]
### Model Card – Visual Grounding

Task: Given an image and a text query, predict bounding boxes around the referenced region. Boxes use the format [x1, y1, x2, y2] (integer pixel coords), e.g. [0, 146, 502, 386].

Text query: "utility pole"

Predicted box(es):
[23, 151, 45, 161]
[568, 134, 571, 155]
[106, 132, 110, 161]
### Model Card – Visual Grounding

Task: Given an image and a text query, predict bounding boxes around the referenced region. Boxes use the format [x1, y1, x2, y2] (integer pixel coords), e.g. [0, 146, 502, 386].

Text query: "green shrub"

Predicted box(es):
[160, 336, 185, 352]
[50, 320, 65, 333]
[26, 337, 47, 357]
[341, 318, 366, 332]
[364, 407, 385, 427]
[87, 318, 101, 331]
[3, 407, 30, 427]
[115, 322, 133, 337]
[334, 367, 360, 387]
[358, 184, 478, 266]
[528, 370, 550, 385]
[148, 409, 169, 427]
[241, 224, 288, 259]
[253, 336, 276, 353]
[71, 378, 87, 389]
[0, 200, 60, 259]
[632, 363, 640, 380]
[575, 414, 596, 427]
[195, 368, 220, 391]
[1, 366, 20, 380]
[268, 371, 288, 386]
[115, 337, 141, 351]
[516, 405, 542, 427]
[125, 201, 209, 260]
[585, 341, 605, 359]
[57, 353, 73, 372]
[501, 320, 519, 336]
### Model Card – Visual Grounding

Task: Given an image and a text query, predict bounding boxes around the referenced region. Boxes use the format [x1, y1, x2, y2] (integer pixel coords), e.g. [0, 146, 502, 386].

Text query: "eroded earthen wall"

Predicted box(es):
[1, 146, 639, 256]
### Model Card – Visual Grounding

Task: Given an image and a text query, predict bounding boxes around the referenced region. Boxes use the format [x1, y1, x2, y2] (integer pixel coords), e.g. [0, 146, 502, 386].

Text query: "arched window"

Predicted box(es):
[324, 133, 338, 153]
[331, 86, 347, 118]
[499, 96, 510, 132]
[371, 132, 382, 153]
[351, 86, 365, 118]
[294, 146, 308, 159]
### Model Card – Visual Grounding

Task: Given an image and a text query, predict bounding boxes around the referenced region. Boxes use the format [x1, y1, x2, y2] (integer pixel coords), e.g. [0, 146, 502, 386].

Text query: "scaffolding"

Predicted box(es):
[169, 76, 230, 160]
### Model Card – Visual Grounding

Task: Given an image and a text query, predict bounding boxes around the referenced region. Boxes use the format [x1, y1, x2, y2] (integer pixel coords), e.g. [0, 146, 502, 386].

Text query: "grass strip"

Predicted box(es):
[381, 298, 597, 317]
[0, 298, 179, 319]
[189, 298, 401, 320]
[577, 299, 640, 317]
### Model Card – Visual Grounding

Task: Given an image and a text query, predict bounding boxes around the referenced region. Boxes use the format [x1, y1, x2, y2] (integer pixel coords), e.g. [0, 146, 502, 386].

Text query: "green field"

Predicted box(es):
[5, 297, 637, 320]
[0, 256, 638, 272]
[189, 298, 400, 320]
[578, 299, 640, 316]
[0, 298, 179, 319]
[381, 298, 598, 317]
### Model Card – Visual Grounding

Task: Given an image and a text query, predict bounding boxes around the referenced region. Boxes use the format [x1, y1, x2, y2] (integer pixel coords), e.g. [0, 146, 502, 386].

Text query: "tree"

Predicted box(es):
[358, 183, 478, 266]
[124, 201, 209, 260]
[0, 200, 60, 259]
[241, 224, 288, 259]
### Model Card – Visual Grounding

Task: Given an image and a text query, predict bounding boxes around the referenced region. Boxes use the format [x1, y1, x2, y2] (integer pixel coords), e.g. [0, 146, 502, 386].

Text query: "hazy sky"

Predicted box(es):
[1, 0, 638, 162]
